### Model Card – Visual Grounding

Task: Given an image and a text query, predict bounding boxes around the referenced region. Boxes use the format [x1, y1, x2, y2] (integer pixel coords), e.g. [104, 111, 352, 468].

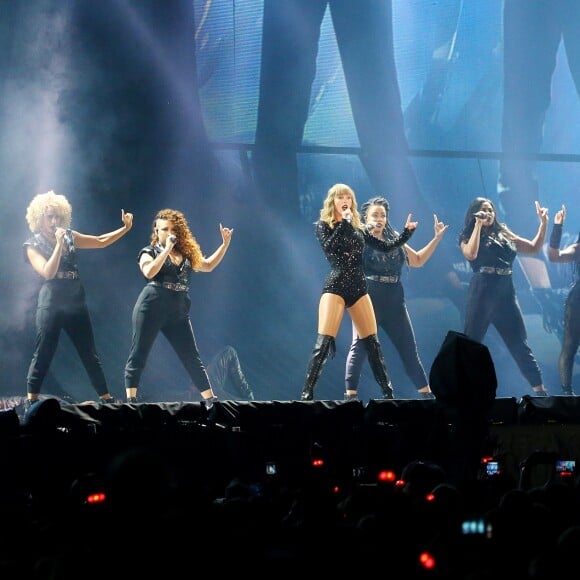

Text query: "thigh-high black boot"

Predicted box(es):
[301, 334, 335, 401]
[364, 334, 394, 399]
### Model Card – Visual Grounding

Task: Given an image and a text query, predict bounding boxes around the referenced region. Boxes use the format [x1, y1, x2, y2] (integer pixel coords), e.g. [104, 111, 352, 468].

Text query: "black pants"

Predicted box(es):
[559, 280, 580, 387]
[124, 286, 211, 393]
[345, 281, 427, 390]
[27, 283, 108, 397]
[464, 273, 543, 388]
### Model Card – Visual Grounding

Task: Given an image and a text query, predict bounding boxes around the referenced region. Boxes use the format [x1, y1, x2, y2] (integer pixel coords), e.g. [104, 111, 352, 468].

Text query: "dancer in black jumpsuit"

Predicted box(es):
[459, 197, 549, 396]
[300, 183, 416, 401]
[24, 190, 133, 408]
[548, 204, 580, 396]
[344, 196, 447, 401]
[124, 208, 233, 406]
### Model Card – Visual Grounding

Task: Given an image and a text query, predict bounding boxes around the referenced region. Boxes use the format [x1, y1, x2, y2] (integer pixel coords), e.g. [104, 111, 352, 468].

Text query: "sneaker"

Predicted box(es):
[126, 396, 139, 404]
[532, 389, 549, 397]
[562, 386, 576, 396]
[344, 392, 359, 402]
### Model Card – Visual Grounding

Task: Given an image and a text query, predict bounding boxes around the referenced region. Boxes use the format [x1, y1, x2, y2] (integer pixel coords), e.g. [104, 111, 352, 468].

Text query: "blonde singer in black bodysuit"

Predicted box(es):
[300, 183, 416, 401]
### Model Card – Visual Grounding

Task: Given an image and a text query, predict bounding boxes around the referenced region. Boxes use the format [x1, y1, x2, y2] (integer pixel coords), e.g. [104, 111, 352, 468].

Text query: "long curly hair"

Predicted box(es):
[458, 196, 515, 245]
[150, 209, 203, 269]
[25, 191, 72, 233]
[319, 183, 362, 229]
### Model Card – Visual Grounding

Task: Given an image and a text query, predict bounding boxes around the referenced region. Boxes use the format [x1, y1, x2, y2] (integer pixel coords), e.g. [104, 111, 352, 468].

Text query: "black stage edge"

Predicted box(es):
[1, 397, 580, 503]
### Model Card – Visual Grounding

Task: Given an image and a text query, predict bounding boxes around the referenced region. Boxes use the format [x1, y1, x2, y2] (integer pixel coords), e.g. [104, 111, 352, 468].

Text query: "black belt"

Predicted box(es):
[54, 271, 79, 280]
[366, 275, 400, 283]
[478, 267, 512, 276]
[148, 281, 188, 292]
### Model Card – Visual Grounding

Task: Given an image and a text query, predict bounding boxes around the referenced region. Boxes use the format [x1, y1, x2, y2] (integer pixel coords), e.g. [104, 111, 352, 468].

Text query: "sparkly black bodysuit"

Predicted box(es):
[316, 220, 413, 307]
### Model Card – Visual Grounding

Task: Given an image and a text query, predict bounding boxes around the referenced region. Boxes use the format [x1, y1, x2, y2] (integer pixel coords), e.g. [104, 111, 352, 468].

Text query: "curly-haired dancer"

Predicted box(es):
[24, 190, 133, 408]
[124, 209, 233, 406]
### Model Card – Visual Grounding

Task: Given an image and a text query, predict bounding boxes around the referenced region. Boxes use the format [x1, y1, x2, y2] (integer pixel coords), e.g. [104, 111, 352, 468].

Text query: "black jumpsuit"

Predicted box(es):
[462, 231, 544, 388]
[23, 231, 109, 397]
[345, 237, 428, 390]
[124, 245, 212, 393]
[560, 271, 580, 388]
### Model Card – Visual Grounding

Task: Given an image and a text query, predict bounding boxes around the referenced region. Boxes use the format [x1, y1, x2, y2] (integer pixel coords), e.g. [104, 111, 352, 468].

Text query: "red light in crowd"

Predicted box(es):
[395, 479, 406, 488]
[311, 458, 325, 468]
[377, 469, 396, 483]
[85, 492, 106, 504]
[425, 493, 435, 502]
[419, 551, 436, 570]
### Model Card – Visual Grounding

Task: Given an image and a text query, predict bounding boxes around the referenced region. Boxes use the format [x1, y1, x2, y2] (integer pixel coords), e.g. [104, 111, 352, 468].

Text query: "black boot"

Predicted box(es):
[364, 334, 394, 400]
[301, 334, 335, 401]
[223, 346, 255, 401]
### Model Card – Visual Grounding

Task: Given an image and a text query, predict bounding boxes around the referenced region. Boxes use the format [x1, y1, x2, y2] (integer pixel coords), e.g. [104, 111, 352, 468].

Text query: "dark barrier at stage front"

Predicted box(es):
[9, 396, 580, 446]
[2, 396, 580, 496]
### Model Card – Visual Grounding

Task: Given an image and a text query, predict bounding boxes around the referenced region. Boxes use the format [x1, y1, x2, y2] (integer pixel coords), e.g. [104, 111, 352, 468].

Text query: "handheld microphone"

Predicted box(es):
[473, 211, 489, 220]
[64, 230, 75, 253]
[168, 235, 177, 244]
[366, 222, 379, 231]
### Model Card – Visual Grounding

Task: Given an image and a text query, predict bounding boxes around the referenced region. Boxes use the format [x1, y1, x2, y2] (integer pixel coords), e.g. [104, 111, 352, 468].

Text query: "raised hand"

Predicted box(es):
[535, 200, 549, 225]
[220, 223, 234, 245]
[405, 213, 418, 231]
[433, 214, 448, 238]
[554, 204, 566, 225]
[121, 209, 134, 229]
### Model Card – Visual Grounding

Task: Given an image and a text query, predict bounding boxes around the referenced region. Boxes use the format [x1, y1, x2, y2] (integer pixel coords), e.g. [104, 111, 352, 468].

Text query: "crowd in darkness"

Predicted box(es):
[0, 415, 579, 579]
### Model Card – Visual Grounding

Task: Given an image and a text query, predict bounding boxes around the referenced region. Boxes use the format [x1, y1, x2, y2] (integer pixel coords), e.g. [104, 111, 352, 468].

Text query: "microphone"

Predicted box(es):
[168, 235, 177, 244]
[64, 230, 75, 253]
[366, 222, 379, 231]
[473, 211, 489, 220]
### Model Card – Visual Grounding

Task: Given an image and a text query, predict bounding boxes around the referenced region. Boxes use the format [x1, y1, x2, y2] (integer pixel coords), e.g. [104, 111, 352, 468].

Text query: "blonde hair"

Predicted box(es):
[319, 183, 362, 229]
[25, 190, 72, 233]
[151, 208, 203, 268]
